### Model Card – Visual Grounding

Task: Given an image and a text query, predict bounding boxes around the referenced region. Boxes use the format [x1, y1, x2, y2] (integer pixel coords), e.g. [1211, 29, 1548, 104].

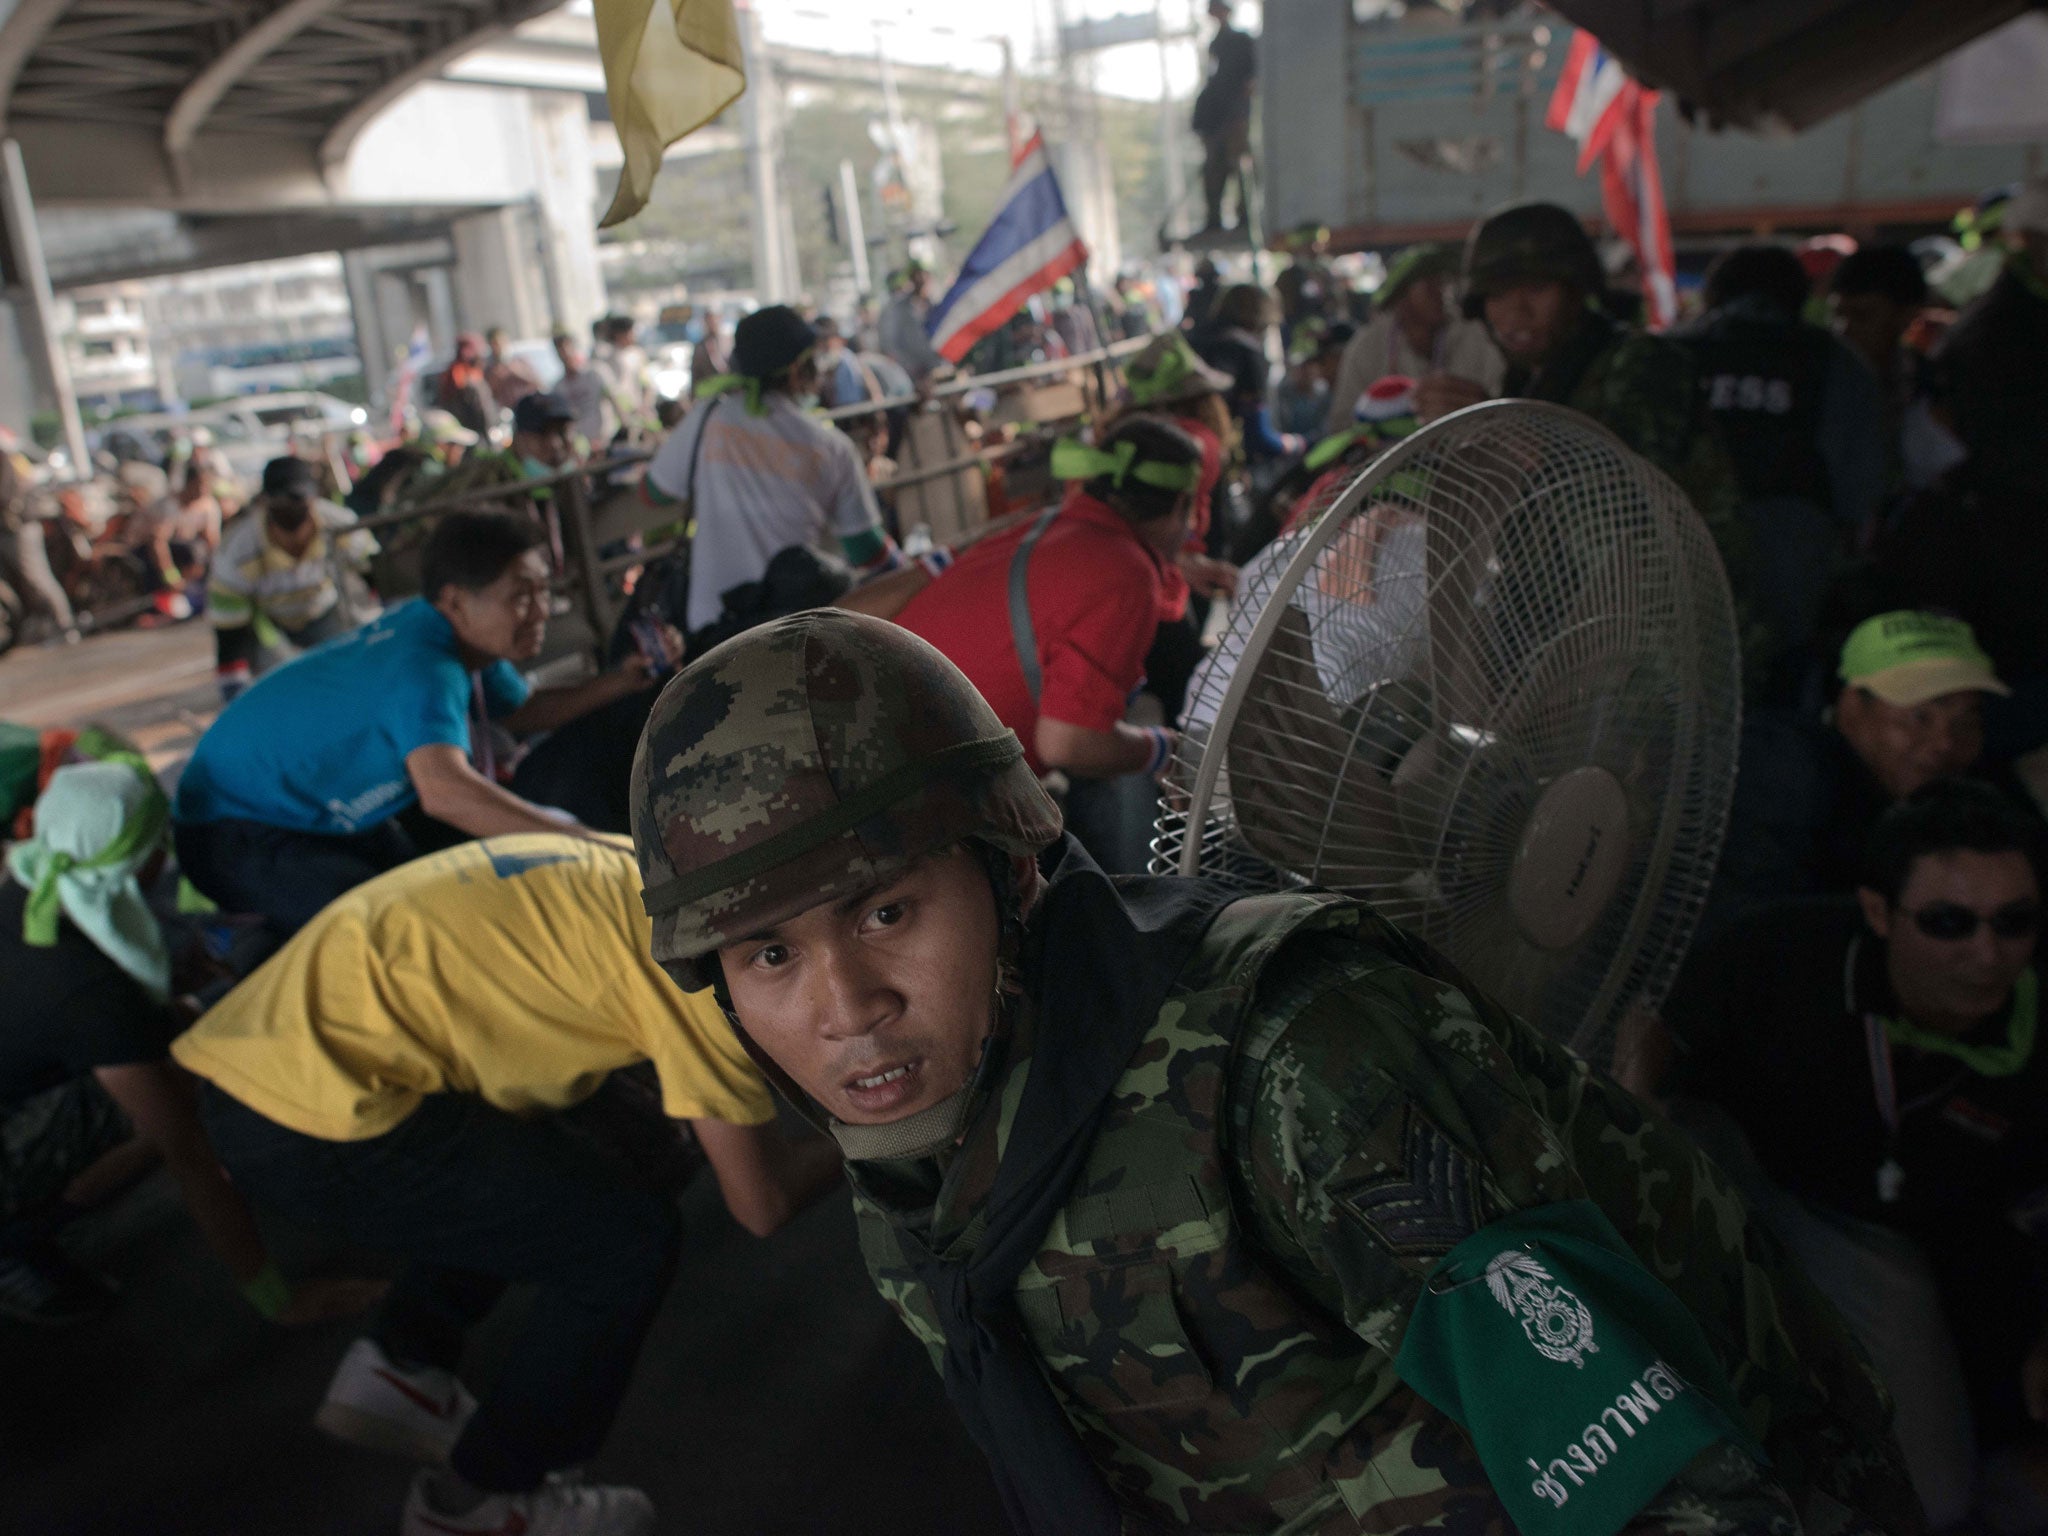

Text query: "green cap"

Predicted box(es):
[1839, 611, 2009, 707]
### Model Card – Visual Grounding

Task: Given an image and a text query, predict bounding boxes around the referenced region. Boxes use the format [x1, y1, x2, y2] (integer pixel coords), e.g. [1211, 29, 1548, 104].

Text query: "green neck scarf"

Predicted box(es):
[1882, 966, 2038, 1077]
[696, 373, 770, 416]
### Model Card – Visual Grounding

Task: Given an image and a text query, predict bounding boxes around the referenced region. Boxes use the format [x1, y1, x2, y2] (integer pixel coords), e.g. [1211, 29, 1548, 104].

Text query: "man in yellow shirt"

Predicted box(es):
[173, 834, 841, 1536]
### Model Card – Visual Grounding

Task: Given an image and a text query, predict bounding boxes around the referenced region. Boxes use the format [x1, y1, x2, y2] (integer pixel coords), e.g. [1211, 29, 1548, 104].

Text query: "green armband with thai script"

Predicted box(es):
[242, 1262, 291, 1320]
[1394, 1199, 1763, 1536]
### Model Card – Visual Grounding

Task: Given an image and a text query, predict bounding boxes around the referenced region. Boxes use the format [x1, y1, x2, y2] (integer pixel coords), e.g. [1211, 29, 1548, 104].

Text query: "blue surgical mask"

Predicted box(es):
[521, 454, 554, 479]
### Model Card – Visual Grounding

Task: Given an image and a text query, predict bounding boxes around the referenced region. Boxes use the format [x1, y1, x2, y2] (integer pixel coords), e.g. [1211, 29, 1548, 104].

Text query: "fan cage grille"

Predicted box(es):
[1152, 400, 1741, 1057]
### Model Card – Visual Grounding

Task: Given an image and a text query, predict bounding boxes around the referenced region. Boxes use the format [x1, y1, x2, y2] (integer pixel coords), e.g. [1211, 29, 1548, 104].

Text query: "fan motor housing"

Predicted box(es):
[1507, 766, 1632, 951]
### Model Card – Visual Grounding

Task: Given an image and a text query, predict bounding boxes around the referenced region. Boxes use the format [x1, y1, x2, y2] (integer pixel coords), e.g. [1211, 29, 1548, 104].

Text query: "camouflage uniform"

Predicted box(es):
[631, 611, 1916, 1536]
[856, 893, 1914, 1534]
[1462, 202, 1764, 689]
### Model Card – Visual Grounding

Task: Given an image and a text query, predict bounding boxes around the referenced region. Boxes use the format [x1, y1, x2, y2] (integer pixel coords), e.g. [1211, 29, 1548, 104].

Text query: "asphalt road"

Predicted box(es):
[0, 622, 1009, 1535]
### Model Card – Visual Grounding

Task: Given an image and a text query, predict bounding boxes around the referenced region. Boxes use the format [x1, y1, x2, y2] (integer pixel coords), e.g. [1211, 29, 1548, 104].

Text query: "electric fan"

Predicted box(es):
[1154, 399, 1741, 1057]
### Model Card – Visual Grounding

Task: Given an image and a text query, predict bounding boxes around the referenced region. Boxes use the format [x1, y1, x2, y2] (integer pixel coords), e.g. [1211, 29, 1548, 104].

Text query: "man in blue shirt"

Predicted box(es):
[174, 510, 667, 934]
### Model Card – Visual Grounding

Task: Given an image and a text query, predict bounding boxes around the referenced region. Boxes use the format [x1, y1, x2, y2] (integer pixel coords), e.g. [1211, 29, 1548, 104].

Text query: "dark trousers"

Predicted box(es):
[1200, 117, 1250, 229]
[174, 815, 419, 937]
[200, 1085, 682, 1492]
[509, 690, 657, 835]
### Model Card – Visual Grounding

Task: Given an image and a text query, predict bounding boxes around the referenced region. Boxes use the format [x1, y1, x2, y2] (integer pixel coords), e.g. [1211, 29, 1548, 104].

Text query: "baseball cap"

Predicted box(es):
[511, 392, 576, 435]
[1839, 611, 2010, 707]
[260, 456, 318, 499]
[418, 409, 480, 448]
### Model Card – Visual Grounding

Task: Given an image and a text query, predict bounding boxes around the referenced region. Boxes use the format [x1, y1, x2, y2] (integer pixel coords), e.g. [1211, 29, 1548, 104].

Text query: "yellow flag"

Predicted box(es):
[594, 0, 746, 228]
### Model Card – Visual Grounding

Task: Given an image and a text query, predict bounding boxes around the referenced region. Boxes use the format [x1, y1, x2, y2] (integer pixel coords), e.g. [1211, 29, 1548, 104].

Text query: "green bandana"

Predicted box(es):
[1397, 1200, 1762, 1536]
[1125, 335, 1221, 408]
[1883, 967, 2038, 1076]
[7, 755, 172, 1002]
[1049, 436, 1201, 493]
[1301, 418, 1420, 474]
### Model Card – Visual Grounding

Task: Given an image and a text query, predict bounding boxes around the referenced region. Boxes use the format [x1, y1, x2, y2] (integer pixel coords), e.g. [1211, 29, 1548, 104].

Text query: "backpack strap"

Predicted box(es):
[1005, 503, 1064, 705]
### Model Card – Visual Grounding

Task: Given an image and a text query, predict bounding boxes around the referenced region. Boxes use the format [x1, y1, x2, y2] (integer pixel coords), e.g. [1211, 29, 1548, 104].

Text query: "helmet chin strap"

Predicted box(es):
[829, 1083, 980, 1161]
[833, 980, 1014, 1164]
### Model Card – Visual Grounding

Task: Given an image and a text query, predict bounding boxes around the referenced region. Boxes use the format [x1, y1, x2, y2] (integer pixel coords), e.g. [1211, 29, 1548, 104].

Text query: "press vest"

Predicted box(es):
[854, 892, 1502, 1534]
[1677, 312, 1832, 507]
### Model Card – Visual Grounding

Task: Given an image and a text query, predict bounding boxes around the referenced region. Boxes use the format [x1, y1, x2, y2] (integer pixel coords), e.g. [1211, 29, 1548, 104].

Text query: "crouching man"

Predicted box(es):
[628, 610, 1918, 1536]
[172, 834, 842, 1536]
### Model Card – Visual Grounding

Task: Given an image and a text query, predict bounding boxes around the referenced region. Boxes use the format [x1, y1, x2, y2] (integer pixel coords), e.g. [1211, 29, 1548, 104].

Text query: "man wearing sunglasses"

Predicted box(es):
[1709, 609, 2022, 934]
[1661, 779, 2048, 1530]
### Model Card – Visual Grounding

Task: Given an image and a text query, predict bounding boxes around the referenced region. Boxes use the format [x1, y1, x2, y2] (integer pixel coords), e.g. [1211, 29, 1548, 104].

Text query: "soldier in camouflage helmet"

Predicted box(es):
[631, 608, 1918, 1536]
[1435, 201, 1771, 689]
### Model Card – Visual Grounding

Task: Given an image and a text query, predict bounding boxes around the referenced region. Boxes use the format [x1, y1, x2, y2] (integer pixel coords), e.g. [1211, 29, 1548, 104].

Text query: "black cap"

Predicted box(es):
[261, 456, 318, 499]
[732, 305, 818, 379]
[511, 391, 577, 435]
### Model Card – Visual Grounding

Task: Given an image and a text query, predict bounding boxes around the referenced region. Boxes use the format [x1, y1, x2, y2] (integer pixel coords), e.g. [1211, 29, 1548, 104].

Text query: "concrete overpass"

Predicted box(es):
[0, 0, 564, 208]
[0, 0, 616, 447]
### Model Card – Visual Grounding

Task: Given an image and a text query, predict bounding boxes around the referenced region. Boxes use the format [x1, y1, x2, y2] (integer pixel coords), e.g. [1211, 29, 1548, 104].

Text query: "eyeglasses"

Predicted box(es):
[1905, 900, 2041, 942]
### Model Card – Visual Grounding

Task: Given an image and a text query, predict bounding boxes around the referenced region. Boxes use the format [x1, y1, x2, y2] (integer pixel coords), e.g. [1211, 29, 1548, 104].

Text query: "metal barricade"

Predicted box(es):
[356, 334, 1150, 671]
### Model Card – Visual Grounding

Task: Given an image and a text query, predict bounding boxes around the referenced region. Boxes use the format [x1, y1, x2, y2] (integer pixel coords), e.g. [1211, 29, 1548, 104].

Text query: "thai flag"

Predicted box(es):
[1545, 30, 1631, 175]
[1601, 91, 1678, 329]
[925, 133, 1089, 365]
[1547, 29, 1677, 330]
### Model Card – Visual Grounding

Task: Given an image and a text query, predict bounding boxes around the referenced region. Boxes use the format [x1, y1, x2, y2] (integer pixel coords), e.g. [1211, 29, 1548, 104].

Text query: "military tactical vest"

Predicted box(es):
[1676, 312, 1832, 507]
[855, 892, 1501, 1535]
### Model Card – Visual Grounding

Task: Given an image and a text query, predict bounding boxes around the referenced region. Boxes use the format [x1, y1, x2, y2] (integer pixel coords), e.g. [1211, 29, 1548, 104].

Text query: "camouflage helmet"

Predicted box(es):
[1460, 201, 1603, 318]
[630, 610, 1063, 988]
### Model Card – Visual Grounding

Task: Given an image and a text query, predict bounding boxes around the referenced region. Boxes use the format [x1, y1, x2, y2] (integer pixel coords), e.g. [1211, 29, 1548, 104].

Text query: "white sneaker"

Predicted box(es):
[315, 1337, 478, 1463]
[400, 1471, 656, 1536]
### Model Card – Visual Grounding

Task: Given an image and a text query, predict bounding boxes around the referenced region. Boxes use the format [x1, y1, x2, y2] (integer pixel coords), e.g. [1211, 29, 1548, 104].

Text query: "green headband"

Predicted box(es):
[20, 751, 168, 949]
[1050, 436, 1201, 494]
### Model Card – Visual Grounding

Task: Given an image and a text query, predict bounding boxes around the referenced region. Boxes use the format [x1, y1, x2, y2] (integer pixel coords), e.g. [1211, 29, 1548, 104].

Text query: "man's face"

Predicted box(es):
[514, 424, 574, 471]
[1483, 279, 1577, 369]
[1832, 293, 1909, 375]
[1836, 687, 1986, 801]
[266, 495, 316, 552]
[554, 337, 584, 373]
[1862, 849, 2039, 1027]
[487, 331, 509, 360]
[716, 845, 1000, 1126]
[1138, 495, 1198, 565]
[1394, 278, 1446, 339]
[908, 269, 930, 299]
[438, 547, 550, 664]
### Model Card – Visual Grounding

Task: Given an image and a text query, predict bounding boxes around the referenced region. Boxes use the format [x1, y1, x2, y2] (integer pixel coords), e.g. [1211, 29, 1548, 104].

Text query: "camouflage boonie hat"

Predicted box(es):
[630, 610, 1063, 987]
[1460, 200, 1603, 317]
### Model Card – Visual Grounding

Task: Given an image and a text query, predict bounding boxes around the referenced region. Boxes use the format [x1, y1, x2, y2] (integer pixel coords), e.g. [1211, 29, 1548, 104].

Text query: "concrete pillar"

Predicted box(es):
[0, 140, 86, 471]
[526, 89, 607, 340]
[450, 205, 547, 338]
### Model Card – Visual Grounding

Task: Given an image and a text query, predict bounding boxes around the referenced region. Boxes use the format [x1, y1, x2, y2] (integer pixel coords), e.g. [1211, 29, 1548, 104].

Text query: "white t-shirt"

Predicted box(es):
[1185, 516, 1429, 737]
[646, 393, 885, 631]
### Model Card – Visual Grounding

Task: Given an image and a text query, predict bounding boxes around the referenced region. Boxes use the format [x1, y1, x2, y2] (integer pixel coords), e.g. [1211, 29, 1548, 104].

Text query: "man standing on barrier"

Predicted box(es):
[629, 609, 1918, 1536]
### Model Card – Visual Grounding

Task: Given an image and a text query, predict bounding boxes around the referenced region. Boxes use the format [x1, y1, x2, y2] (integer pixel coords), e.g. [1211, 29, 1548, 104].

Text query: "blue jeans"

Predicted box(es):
[200, 1084, 682, 1492]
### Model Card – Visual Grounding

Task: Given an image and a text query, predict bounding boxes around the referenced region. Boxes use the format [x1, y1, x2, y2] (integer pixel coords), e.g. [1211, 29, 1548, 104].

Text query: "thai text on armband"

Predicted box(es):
[1525, 1359, 1686, 1509]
